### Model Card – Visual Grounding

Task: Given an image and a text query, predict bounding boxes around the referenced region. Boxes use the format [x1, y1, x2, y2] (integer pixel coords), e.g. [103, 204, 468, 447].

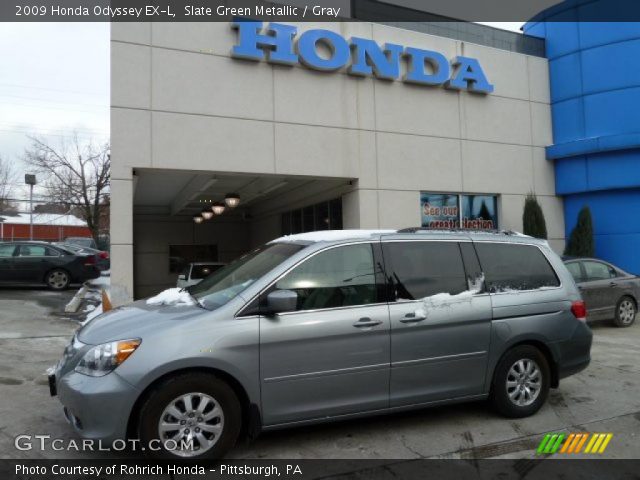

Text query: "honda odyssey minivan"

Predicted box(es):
[49, 229, 592, 458]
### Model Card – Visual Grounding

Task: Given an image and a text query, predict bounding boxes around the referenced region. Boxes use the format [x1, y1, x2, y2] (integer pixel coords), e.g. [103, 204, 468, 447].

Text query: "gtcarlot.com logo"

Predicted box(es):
[536, 432, 613, 455]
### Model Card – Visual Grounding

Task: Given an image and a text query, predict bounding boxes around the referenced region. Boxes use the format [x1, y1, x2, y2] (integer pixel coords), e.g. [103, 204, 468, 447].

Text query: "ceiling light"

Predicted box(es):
[193, 215, 204, 224]
[211, 202, 226, 215]
[201, 209, 214, 220]
[225, 193, 241, 208]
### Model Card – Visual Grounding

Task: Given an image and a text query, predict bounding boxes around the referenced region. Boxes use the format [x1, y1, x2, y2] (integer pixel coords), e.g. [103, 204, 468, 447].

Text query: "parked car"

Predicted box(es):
[177, 262, 226, 288]
[0, 241, 100, 290]
[64, 236, 97, 249]
[54, 242, 110, 271]
[563, 257, 639, 327]
[50, 230, 592, 459]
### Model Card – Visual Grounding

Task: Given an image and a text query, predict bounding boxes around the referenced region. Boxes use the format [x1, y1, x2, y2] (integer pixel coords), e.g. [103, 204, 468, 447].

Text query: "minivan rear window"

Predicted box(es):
[383, 241, 467, 300]
[475, 243, 560, 292]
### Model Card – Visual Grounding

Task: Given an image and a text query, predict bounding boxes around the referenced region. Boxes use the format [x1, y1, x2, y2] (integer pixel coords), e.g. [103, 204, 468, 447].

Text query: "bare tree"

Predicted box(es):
[0, 156, 18, 214]
[23, 134, 110, 241]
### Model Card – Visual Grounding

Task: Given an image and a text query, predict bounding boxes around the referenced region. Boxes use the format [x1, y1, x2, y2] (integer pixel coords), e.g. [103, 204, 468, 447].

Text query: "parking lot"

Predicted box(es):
[0, 288, 639, 460]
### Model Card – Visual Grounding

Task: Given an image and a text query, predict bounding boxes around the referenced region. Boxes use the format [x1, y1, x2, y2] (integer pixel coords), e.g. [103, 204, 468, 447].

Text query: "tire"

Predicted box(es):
[614, 296, 637, 328]
[138, 373, 242, 459]
[490, 345, 550, 418]
[45, 269, 71, 290]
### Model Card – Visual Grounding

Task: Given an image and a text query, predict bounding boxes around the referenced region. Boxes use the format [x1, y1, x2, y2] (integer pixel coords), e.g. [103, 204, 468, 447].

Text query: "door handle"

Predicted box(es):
[400, 312, 427, 323]
[353, 317, 382, 328]
[609, 282, 618, 287]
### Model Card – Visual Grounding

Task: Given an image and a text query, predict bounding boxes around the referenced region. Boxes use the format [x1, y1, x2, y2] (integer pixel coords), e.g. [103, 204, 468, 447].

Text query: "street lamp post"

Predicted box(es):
[24, 174, 36, 241]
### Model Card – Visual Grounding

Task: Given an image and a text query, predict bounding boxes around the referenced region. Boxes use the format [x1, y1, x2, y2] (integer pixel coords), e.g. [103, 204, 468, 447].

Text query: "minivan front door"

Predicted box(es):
[383, 241, 492, 407]
[259, 243, 390, 425]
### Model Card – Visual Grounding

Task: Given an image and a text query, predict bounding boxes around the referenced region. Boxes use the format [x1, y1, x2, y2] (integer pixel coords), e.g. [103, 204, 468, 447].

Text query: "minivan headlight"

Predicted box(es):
[74, 339, 141, 377]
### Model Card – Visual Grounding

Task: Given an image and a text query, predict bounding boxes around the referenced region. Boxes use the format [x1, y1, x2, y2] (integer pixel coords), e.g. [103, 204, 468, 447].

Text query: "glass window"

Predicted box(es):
[191, 264, 224, 280]
[462, 195, 498, 230]
[420, 192, 499, 230]
[383, 241, 467, 300]
[275, 244, 378, 311]
[0, 244, 16, 257]
[18, 245, 53, 257]
[421, 193, 460, 229]
[169, 244, 218, 273]
[459, 242, 485, 291]
[583, 261, 616, 281]
[281, 198, 342, 236]
[190, 243, 304, 310]
[475, 243, 560, 292]
[565, 262, 583, 282]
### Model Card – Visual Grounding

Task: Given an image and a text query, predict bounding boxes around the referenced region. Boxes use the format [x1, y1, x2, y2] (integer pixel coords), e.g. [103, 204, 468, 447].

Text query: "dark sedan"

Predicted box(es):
[0, 241, 100, 290]
[53, 242, 110, 271]
[564, 257, 640, 327]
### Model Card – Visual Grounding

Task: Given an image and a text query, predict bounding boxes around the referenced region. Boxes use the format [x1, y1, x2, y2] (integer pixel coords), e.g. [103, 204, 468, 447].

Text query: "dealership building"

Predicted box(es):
[110, 2, 637, 304]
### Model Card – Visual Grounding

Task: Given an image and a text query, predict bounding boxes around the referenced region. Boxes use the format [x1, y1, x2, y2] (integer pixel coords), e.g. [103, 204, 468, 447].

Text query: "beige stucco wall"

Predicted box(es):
[110, 21, 561, 304]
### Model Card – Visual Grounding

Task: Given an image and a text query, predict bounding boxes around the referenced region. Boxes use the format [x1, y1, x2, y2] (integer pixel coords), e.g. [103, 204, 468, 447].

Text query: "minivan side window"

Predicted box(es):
[383, 241, 467, 300]
[475, 243, 560, 292]
[275, 243, 379, 311]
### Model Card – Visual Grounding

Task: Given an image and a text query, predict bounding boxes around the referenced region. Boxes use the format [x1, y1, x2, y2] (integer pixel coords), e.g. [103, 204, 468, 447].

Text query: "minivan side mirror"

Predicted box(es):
[266, 290, 298, 314]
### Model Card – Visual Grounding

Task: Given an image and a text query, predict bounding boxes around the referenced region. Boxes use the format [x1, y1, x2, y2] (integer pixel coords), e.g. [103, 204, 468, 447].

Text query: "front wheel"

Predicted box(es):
[490, 345, 550, 418]
[46, 269, 70, 290]
[138, 373, 241, 459]
[614, 296, 637, 327]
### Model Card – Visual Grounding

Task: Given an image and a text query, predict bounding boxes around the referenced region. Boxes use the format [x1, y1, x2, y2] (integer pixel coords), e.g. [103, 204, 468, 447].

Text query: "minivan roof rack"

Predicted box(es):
[396, 227, 522, 236]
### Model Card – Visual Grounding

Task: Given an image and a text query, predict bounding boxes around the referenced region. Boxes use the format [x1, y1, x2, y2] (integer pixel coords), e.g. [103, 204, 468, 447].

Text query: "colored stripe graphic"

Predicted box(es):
[537, 433, 613, 455]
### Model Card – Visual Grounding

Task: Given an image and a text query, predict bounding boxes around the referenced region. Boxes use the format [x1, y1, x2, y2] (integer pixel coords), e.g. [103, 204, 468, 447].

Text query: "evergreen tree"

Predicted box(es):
[564, 206, 595, 257]
[522, 193, 548, 239]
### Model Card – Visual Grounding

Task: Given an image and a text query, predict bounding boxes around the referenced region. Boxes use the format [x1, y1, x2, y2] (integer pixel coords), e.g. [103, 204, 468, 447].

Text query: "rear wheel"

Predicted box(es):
[614, 296, 637, 327]
[46, 269, 70, 290]
[490, 345, 550, 418]
[138, 373, 241, 459]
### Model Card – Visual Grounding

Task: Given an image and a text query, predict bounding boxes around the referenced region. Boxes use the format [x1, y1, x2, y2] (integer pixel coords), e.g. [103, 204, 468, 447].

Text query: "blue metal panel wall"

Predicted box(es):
[525, 2, 640, 273]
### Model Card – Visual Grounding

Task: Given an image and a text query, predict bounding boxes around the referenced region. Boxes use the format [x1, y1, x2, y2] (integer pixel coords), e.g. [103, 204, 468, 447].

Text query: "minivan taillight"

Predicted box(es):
[571, 301, 587, 322]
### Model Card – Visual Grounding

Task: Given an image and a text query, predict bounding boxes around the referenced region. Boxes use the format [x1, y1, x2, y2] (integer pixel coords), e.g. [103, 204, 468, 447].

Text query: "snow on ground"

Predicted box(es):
[146, 288, 195, 306]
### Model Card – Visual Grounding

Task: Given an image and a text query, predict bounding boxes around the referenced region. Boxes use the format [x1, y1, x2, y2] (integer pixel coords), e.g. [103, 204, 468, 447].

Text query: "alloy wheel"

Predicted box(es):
[48, 271, 69, 289]
[618, 299, 636, 325]
[158, 392, 224, 457]
[506, 359, 542, 407]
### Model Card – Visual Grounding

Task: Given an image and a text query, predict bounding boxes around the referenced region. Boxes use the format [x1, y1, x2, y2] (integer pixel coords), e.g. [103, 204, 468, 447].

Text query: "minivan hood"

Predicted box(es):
[77, 299, 207, 345]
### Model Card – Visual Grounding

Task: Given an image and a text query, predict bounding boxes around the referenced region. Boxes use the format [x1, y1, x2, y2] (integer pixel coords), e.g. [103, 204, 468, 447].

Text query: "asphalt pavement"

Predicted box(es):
[0, 288, 638, 460]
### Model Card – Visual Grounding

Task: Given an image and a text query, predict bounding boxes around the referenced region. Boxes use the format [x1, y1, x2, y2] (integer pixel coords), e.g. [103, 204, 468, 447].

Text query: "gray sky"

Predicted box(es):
[0, 22, 110, 199]
[0, 21, 522, 199]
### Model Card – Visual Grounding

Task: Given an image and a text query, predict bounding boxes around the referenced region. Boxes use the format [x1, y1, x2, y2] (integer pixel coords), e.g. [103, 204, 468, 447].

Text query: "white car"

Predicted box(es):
[176, 262, 226, 288]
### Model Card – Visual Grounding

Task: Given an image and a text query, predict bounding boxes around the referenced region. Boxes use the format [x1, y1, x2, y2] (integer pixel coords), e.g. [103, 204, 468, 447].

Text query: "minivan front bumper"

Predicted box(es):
[55, 369, 139, 444]
[553, 321, 593, 380]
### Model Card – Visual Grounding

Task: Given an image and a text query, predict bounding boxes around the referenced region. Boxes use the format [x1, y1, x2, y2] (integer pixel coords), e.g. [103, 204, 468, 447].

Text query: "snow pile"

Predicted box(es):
[81, 304, 103, 326]
[146, 288, 195, 306]
[409, 274, 485, 319]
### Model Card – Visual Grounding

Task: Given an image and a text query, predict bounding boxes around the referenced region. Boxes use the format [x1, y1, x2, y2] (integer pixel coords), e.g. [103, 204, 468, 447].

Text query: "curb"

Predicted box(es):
[64, 285, 88, 313]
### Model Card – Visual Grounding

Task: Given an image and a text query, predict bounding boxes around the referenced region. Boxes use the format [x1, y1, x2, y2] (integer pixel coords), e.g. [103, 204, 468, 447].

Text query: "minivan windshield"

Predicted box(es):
[188, 242, 305, 310]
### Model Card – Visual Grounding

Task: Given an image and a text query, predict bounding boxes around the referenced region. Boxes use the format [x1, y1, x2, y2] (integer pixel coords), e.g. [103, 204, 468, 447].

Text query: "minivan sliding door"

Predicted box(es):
[383, 241, 492, 407]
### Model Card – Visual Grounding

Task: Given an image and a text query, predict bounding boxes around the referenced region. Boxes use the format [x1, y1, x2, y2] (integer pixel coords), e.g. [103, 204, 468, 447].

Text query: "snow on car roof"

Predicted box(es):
[271, 230, 396, 243]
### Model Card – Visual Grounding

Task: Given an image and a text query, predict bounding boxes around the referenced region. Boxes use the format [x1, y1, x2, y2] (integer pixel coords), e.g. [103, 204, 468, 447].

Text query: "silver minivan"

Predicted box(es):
[49, 230, 592, 458]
